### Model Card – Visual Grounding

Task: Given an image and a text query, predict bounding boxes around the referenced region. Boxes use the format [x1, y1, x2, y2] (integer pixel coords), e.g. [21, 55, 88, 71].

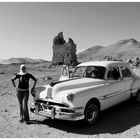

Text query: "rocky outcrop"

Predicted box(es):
[53, 32, 66, 45]
[52, 32, 78, 66]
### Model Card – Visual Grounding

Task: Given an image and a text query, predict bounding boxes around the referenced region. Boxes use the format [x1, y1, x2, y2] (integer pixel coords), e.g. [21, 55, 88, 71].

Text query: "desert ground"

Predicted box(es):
[1, 62, 140, 138]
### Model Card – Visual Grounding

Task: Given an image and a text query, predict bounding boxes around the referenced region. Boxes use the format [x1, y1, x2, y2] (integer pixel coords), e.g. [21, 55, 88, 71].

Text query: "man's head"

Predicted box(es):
[20, 64, 26, 74]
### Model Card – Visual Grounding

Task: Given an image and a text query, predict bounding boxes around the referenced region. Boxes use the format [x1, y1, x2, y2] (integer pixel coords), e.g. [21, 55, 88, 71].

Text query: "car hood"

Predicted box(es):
[52, 77, 105, 91]
[38, 78, 105, 103]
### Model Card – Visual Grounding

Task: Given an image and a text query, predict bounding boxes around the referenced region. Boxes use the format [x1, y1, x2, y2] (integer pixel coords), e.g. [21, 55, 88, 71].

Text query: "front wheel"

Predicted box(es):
[84, 102, 99, 125]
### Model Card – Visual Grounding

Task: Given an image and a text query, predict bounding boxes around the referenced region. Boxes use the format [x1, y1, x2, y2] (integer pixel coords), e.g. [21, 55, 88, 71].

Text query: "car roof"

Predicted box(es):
[77, 61, 127, 68]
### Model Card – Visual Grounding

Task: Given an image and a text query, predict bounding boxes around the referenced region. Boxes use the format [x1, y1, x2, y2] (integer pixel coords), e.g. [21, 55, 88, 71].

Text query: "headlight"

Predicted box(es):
[67, 93, 75, 102]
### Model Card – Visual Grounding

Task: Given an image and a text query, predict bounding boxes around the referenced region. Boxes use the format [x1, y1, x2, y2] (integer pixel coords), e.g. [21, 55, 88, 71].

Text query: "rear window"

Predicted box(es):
[121, 66, 132, 78]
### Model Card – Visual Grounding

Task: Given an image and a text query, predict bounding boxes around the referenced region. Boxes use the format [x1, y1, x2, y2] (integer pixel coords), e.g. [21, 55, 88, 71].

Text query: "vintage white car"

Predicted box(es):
[30, 61, 140, 125]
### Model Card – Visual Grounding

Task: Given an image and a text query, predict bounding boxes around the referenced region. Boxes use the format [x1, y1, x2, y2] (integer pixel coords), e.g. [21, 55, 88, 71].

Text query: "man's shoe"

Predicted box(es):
[25, 120, 30, 125]
[19, 118, 24, 123]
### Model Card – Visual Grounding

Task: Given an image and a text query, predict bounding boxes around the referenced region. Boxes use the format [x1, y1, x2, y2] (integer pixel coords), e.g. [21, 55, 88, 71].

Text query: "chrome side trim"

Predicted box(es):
[99, 89, 130, 100]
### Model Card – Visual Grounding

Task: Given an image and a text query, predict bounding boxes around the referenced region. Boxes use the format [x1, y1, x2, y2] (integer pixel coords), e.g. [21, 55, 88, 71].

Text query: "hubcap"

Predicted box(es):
[86, 104, 98, 122]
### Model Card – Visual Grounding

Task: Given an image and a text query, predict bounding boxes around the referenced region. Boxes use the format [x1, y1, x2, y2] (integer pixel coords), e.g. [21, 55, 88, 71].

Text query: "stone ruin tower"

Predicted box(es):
[52, 32, 78, 66]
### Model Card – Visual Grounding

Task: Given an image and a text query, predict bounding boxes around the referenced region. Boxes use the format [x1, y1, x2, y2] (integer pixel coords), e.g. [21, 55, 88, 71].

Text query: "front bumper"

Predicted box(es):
[30, 100, 84, 121]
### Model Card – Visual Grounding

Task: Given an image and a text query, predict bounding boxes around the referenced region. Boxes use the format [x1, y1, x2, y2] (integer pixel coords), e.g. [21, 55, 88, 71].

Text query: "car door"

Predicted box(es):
[120, 65, 133, 99]
[105, 66, 127, 108]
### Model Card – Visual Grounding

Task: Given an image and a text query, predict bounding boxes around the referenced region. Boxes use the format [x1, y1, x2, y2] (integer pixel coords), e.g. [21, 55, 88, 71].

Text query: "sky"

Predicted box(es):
[0, 2, 140, 61]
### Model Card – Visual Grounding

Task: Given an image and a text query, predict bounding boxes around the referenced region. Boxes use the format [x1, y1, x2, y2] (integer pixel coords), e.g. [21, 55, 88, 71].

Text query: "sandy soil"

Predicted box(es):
[1, 64, 140, 138]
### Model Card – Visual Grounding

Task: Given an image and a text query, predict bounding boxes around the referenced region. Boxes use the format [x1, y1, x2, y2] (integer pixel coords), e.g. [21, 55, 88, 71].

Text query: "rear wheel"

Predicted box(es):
[84, 102, 99, 125]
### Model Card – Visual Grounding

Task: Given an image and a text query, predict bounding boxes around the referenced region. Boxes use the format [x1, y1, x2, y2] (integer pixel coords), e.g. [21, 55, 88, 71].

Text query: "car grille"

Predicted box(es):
[36, 99, 68, 108]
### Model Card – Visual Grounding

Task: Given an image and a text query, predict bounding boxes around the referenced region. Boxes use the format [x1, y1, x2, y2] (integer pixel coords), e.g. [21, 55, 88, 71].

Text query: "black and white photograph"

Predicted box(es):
[1, 1, 140, 138]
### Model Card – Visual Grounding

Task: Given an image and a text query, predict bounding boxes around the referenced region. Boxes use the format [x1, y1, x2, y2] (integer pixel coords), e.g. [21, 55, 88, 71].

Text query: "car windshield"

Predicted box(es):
[72, 66, 106, 79]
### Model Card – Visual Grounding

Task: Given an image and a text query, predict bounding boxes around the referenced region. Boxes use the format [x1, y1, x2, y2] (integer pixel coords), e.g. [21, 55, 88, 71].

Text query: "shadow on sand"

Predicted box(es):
[29, 100, 140, 135]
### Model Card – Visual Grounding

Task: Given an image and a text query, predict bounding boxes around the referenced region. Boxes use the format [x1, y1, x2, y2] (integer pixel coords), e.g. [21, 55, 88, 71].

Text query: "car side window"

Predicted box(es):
[84, 66, 96, 78]
[121, 66, 132, 78]
[83, 66, 106, 79]
[107, 67, 120, 80]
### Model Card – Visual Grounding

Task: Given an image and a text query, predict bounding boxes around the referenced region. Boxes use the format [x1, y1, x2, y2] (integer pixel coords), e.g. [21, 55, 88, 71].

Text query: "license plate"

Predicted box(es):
[39, 108, 55, 119]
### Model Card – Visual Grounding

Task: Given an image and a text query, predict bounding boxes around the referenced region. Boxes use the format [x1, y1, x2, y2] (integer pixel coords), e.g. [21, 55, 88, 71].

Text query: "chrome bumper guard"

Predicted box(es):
[30, 102, 84, 121]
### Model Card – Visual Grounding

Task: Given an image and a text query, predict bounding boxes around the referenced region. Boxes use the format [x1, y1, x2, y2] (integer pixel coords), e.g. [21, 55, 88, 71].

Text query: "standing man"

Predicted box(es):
[11, 64, 37, 124]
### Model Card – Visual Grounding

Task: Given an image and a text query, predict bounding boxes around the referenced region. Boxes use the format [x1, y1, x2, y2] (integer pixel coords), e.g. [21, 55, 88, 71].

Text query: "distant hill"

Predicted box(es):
[77, 38, 140, 62]
[77, 46, 104, 62]
[0, 59, 3, 63]
[0, 58, 47, 64]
